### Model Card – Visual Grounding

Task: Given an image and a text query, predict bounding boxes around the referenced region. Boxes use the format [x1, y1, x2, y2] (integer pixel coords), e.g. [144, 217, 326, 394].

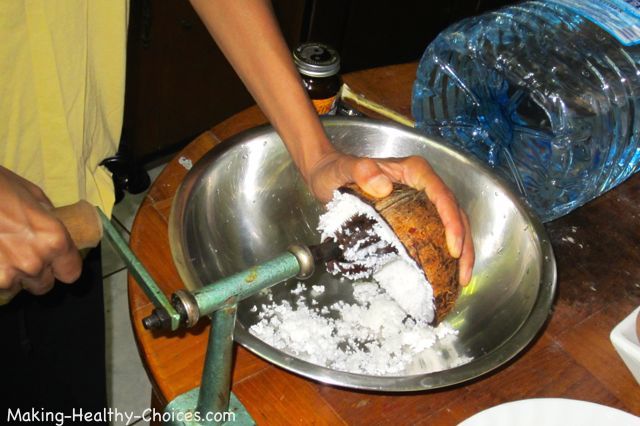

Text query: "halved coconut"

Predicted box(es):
[318, 183, 460, 324]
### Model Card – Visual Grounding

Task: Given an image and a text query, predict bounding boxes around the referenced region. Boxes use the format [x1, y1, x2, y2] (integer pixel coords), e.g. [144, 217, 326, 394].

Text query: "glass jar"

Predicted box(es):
[293, 42, 342, 115]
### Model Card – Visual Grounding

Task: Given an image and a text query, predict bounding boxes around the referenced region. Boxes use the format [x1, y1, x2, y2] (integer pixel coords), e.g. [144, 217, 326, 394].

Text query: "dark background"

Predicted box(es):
[122, 0, 518, 165]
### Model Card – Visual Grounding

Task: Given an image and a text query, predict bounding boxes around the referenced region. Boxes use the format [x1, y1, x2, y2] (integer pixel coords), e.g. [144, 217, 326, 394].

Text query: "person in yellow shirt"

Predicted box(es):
[0, 0, 474, 418]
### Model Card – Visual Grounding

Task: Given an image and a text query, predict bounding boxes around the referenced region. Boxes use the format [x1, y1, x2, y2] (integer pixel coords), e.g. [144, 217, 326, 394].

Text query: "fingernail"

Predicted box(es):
[460, 267, 472, 286]
[448, 234, 462, 259]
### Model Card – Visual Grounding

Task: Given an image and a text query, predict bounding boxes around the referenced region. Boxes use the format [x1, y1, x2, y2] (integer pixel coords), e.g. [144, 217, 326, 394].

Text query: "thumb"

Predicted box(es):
[351, 158, 393, 198]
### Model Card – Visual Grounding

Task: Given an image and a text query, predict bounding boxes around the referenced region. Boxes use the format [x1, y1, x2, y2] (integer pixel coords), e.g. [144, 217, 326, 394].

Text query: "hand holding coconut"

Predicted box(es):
[306, 150, 474, 287]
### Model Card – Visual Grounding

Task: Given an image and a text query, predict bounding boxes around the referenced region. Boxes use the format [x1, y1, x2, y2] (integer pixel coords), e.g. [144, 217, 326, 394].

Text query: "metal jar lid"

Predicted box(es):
[293, 42, 340, 78]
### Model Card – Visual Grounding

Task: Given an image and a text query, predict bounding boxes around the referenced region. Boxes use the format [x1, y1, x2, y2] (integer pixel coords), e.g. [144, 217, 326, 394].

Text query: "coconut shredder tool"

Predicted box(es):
[48, 200, 352, 426]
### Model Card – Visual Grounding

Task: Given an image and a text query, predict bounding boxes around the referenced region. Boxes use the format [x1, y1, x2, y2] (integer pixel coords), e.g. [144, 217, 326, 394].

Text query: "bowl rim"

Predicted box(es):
[169, 116, 558, 392]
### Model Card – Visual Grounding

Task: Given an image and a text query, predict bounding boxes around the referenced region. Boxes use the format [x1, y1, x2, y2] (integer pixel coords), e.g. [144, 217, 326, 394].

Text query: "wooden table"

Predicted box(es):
[128, 63, 640, 424]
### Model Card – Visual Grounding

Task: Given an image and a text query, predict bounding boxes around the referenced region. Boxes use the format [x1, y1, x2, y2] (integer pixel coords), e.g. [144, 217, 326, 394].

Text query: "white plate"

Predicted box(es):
[459, 398, 640, 426]
[611, 306, 640, 385]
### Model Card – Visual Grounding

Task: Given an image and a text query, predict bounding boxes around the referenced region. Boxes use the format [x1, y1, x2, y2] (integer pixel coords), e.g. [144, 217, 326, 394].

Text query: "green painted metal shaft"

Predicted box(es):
[192, 252, 301, 317]
[195, 304, 238, 423]
[98, 209, 181, 330]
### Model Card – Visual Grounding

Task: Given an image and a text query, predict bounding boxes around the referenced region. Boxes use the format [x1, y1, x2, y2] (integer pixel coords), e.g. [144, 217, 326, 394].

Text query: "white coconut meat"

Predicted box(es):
[318, 190, 435, 324]
[248, 280, 467, 376]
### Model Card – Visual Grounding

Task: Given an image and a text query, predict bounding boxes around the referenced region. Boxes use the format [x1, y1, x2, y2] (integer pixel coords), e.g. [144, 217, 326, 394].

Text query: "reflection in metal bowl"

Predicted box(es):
[169, 117, 556, 392]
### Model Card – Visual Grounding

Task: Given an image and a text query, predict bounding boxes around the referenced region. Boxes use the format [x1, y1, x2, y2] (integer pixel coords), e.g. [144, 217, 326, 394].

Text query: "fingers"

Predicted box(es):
[0, 266, 53, 301]
[50, 242, 83, 284]
[0, 170, 82, 299]
[0, 245, 80, 299]
[18, 267, 56, 295]
[0, 228, 79, 297]
[458, 210, 475, 286]
[375, 155, 475, 285]
[385, 156, 465, 258]
[307, 154, 394, 202]
[306, 152, 475, 286]
[350, 158, 393, 198]
[22, 219, 82, 289]
[431, 190, 465, 260]
[40, 218, 83, 284]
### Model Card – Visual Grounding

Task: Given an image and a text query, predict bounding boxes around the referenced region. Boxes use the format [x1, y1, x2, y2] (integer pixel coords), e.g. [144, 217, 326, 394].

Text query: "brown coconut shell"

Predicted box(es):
[340, 183, 460, 323]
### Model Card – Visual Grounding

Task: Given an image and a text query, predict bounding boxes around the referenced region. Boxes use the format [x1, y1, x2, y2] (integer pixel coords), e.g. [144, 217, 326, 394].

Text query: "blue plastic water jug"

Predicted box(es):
[413, 0, 640, 222]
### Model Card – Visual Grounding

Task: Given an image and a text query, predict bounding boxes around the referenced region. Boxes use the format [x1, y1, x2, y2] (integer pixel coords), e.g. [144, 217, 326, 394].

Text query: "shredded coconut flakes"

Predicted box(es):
[248, 190, 472, 376]
[250, 280, 470, 375]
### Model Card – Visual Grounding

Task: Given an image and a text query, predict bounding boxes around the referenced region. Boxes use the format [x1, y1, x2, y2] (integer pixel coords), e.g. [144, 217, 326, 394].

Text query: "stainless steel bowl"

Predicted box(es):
[169, 117, 556, 391]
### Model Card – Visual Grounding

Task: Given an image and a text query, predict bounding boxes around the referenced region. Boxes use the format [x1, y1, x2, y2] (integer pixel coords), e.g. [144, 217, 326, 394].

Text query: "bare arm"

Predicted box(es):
[189, 0, 474, 284]
[189, 0, 334, 176]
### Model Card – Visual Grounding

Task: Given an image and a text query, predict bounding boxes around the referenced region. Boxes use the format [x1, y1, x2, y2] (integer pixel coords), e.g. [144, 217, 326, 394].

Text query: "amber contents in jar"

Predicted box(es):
[293, 42, 341, 115]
